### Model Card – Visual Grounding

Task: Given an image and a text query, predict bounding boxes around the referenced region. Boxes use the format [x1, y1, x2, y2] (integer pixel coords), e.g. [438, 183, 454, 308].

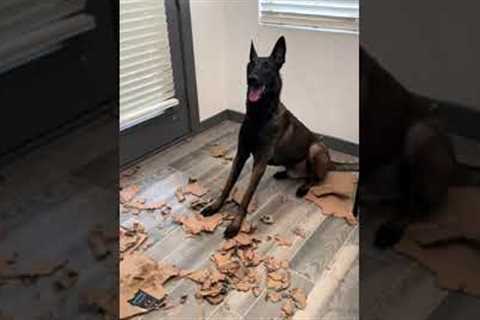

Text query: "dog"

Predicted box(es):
[360, 46, 480, 247]
[202, 36, 357, 239]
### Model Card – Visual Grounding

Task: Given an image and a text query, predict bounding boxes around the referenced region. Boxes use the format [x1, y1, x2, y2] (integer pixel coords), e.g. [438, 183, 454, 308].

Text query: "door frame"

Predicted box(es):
[119, 0, 200, 166]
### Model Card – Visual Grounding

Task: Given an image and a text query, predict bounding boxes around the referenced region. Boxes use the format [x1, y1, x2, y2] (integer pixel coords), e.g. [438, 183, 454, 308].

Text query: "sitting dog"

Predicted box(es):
[202, 36, 357, 238]
[360, 46, 480, 247]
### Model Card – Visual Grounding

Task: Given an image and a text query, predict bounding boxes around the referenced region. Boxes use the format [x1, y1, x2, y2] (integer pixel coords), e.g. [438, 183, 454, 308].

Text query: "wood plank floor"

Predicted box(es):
[121, 120, 359, 320]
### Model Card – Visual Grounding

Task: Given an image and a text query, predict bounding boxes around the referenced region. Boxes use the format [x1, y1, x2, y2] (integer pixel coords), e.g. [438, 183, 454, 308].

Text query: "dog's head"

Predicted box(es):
[246, 36, 286, 104]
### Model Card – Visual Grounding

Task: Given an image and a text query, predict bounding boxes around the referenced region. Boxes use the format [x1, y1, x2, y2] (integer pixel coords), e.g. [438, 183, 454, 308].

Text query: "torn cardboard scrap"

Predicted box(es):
[120, 253, 181, 319]
[394, 187, 480, 297]
[120, 185, 140, 203]
[305, 172, 358, 225]
[208, 144, 228, 158]
[183, 181, 209, 197]
[174, 213, 224, 235]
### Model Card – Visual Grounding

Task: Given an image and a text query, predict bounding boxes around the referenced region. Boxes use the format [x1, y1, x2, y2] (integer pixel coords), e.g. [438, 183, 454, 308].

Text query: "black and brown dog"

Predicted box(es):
[202, 36, 357, 239]
[360, 46, 480, 247]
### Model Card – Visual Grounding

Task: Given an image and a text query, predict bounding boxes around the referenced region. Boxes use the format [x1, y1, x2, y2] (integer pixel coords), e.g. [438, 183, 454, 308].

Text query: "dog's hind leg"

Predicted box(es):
[296, 142, 330, 197]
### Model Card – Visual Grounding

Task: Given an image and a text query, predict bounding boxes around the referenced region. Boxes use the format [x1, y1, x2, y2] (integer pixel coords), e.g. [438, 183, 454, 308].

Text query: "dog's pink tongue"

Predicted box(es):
[248, 87, 263, 102]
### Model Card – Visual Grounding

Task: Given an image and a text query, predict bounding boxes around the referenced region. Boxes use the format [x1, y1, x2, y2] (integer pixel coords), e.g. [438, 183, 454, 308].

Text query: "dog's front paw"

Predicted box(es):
[200, 202, 219, 217]
[374, 221, 405, 249]
[224, 222, 241, 239]
[296, 185, 310, 198]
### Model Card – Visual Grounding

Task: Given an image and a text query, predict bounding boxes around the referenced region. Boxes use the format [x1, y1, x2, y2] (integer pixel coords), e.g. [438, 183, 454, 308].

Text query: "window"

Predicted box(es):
[259, 0, 359, 34]
[120, 0, 178, 131]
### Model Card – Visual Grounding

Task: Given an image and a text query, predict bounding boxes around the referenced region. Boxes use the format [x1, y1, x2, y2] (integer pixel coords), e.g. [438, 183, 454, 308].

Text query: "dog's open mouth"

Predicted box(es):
[248, 85, 265, 103]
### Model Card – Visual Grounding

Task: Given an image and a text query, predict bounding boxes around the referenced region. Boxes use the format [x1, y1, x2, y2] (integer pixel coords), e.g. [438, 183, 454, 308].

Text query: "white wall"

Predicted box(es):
[189, 1, 227, 121]
[362, 0, 480, 109]
[190, 0, 359, 143]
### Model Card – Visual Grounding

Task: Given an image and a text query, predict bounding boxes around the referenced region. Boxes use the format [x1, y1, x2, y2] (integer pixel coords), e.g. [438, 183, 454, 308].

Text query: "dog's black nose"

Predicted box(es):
[248, 75, 260, 87]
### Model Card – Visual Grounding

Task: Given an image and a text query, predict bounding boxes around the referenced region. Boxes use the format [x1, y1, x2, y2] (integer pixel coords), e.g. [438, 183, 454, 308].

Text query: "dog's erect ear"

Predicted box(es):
[270, 36, 286, 68]
[249, 41, 257, 61]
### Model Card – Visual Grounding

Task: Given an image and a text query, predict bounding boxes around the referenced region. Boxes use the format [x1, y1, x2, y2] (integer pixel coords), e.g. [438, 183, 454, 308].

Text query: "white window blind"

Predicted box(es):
[0, 0, 96, 74]
[120, 0, 178, 131]
[259, 0, 359, 34]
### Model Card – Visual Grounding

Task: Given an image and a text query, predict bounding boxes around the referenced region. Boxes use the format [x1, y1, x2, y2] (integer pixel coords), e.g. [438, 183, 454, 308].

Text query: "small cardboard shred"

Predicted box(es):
[120, 253, 181, 319]
[290, 288, 307, 310]
[274, 235, 292, 247]
[174, 213, 223, 235]
[183, 181, 209, 197]
[124, 199, 166, 211]
[305, 171, 358, 225]
[293, 227, 307, 239]
[311, 172, 357, 197]
[175, 188, 186, 202]
[266, 269, 291, 291]
[252, 287, 262, 297]
[190, 198, 211, 211]
[266, 290, 282, 303]
[264, 256, 283, 272]
[120, 166, 140, 178]
[240, 221, 255, 234]
[305, 193, 357, 225]
[208, 144, 228, 158]
[120, 185, 140, 204]
[393, 187, 480, 297]
[229, 187, 257, 213]
[281, 299, 296, 318]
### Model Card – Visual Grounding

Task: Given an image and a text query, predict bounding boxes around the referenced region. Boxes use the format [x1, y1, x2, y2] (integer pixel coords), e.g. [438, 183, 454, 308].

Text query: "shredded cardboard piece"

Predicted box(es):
[305, 171, 358, 225]
[175, 188, 186, 202]
[394, 187, 480, 297]
[266, 269, 291, 291]
[183, 181, 209, 197]
[208, 144, 228, 158]
[290, 288, 307, 310]
[120, 229, 148, 259]
[240, 221, 255, 234]
[266, 290, 282, 303]
[174, 213, 224, 235]
[120, 185, 140, 203]
[293, 227, 307, 239]
[274, 235, 293, 247]
[186, 267, 228, 305]
[124, 199, 166, 211]
[54, 268, 79, 291]
[305, 193, 357, 225]
[120, 166, 140, 178]
[229, 187, 257, 213]
[311, 171, 357, 197]
[120, 253, 181, 319]
[281, 299, 296, 318]
[190, 198, 212, 211]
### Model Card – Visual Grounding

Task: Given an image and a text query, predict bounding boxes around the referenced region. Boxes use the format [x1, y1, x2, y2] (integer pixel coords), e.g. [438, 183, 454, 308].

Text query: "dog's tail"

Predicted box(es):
[329, 160, 359, 172]
[451, 162, 480, 186]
